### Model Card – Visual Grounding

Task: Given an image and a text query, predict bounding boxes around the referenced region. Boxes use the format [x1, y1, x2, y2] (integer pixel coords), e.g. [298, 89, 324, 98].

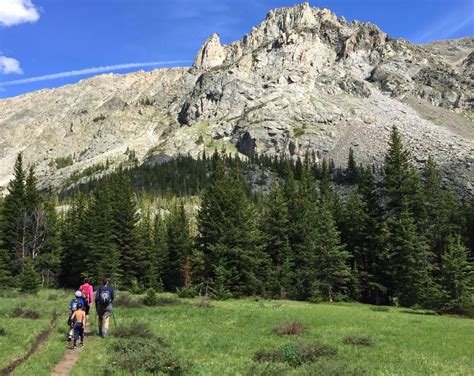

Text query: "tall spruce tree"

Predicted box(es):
[153, 214, 168, 288]
[83, 184, 120, 285]
[109, 173, 142, 287]
[1, 153, 26, 276]
[260, 180, 293, 298]
[165, 203, 192, 291]
[440, 235, 474, 315]
[196, 152, 262, 296]
[138, 209, 159, 289]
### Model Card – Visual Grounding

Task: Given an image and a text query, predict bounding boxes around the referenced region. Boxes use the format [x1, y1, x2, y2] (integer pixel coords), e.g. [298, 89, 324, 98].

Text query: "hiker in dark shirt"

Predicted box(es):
[95, 277, 115, 337]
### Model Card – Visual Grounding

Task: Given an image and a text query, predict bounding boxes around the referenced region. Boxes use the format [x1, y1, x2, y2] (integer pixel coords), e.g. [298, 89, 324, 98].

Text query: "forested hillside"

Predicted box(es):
[0, 126, 473, 315]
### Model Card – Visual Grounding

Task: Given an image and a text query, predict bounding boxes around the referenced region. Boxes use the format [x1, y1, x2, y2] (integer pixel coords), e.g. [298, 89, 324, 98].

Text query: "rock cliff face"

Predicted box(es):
[0, 3, 473, 194]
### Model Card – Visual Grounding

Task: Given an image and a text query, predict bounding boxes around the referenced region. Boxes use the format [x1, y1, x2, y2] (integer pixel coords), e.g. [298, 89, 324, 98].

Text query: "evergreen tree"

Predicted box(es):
[0, 198, 11, 286]
[196, 152, 262, 296]
[346, 147, 358, 184]
[83, 184, 120, 285]
[138, 209, 159, 289]
[153, 214, 168, 288]
[314, 202, 351, 301]
[165, 203, 192, 291]
[109, 173, 142, 287]
[60, 194, 88, 287]
[383, 201, 432, 307]
[260, 180, 293, 298]
[19, 257, 40, 293]
[440, 235, 474, 315]
[1, 153, 26, 276]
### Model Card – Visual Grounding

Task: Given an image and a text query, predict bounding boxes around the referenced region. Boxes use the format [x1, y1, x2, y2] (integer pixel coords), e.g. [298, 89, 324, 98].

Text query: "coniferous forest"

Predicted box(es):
[0, 126, 473, 315]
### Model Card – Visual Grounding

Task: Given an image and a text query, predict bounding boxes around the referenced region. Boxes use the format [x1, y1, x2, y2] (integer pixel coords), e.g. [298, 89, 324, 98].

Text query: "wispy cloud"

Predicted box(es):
[0, 60, 191, 87]
[0, 0, 40, 27]
[412, 7, 474, 43]
[0, 55, 23, 74]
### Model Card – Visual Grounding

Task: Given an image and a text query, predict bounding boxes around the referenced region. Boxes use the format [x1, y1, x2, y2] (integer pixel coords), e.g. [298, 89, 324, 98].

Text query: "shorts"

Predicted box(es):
[73, 323, 84, 340]
[84, 301, 90, 315]
[96, 304, 112, 318]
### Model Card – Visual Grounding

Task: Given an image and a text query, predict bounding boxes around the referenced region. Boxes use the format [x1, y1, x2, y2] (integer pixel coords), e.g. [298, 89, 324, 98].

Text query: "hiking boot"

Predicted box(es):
[67, 335, 72, 342]
[80, 343, 84, 348]
[73, 345, 77, 350]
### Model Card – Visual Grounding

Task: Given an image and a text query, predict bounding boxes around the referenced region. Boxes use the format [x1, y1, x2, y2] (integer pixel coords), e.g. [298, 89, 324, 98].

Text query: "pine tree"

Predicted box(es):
[384, 200, 432, 307]
[109, 173, 142, 287]
[440, 235, 474, 315]
[196, 152, 262, 296]
[260, 180, 293, 298]
[83, 184, 120, 286]
[0, 198, 11, 286]
[138, 209, 159, 289]
[165, 203, 192, 291]
[346, 147, 358, 184]
[314, 202, 351, 301]
[1, 153, 26, 276]
[153, 214, 168, 289]
[60, 194, 88, 287]
[19, 257, 40, 293]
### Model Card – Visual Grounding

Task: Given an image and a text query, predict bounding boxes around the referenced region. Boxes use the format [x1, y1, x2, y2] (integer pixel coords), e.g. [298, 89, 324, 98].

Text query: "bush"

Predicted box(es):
[115, 294, 144, 308]
[0, 327, 6, 336]
[176, 286, 197, 298]
[11, 307, 40, 319]
[129, 278, 144, 295]
[342, 336, 373, 346]
[113, 320, 156, 340]
[254, 343, 337, 367]
[143, 288, 158, 306]
[273, 322, 304, 336]
[104, 338, 185, 375]
[370, 306, 390, 312]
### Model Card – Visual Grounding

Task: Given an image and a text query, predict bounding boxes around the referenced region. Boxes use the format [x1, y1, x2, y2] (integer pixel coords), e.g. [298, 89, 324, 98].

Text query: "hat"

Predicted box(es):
[75, 290, 82, 298]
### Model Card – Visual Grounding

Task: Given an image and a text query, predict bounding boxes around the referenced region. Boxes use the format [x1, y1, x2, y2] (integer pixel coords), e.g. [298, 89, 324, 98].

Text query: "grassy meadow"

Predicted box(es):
[1, 290, 473, 375]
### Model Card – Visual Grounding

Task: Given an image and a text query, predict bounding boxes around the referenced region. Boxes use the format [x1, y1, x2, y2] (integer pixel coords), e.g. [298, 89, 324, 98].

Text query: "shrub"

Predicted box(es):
[55, 155, 74, 169]
[129, 278, 144, 295]
[11, 307, 40, 319]
[273, 321, 304, 336]
[176, 286, 197, 298]
[0, 327, 6, 336]
[143, 288, 158, 307]
[113, 320, 156, 340]
[294, 127, 305, 137]
[104, 338, 185, 375]
[254, 343, 337, 367]
[342, 336, 373, 346]
[115, 294, 144, 308]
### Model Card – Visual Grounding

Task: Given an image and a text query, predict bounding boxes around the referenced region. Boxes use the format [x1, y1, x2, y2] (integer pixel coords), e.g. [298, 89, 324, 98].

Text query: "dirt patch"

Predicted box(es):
[0, 312, 60, 376]
[273, 321, 304, 336]
[11, 307, 41, 319]
[50, 323, 94, 376]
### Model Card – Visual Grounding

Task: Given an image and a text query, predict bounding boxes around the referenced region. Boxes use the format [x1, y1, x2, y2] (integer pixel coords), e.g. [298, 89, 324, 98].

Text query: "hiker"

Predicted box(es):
[68, 290, 85, 341]
[79, 277, 93, 325]
[70, 302, 86, 349]
[95, 277, 115, 338]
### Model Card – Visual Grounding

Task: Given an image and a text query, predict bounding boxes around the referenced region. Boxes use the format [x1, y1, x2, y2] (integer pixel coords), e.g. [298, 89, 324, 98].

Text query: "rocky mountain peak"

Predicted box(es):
[193, 33, 227, 70]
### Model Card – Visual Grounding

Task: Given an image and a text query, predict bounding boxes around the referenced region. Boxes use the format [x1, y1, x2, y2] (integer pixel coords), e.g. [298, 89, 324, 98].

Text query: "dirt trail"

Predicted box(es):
[0, 312, 60, 376]
[50, 323, 93, 376]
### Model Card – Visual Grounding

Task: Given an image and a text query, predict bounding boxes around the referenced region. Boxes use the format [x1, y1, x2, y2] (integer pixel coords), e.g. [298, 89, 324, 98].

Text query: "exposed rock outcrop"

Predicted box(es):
[0, 3, 472, 196]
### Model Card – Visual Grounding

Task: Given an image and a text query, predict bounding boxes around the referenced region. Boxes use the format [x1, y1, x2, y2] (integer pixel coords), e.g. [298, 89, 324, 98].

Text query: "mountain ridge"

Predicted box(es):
[0, 2, 472, 195]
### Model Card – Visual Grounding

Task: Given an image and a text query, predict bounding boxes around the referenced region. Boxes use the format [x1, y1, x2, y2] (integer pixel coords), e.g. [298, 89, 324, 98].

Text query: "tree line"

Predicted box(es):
[0, 126, 473, 315]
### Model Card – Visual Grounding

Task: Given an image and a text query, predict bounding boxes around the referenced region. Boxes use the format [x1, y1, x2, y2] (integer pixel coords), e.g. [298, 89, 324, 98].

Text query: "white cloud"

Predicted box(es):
[0, 60, 191, 86]
[0, 0, 40, 27]
[0, 55, 23, 74]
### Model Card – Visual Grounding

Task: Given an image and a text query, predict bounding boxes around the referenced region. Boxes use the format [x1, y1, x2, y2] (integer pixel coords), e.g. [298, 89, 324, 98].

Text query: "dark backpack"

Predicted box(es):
[98, 289, 111, 305]
[70, 298, 80, 312]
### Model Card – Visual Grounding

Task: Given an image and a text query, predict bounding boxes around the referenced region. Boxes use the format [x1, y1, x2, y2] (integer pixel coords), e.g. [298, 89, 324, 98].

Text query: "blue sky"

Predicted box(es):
[0, 0, 472, 99]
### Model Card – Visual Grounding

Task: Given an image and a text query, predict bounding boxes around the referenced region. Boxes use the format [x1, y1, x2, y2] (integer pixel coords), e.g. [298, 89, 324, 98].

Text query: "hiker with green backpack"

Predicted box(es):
[95, 277, 115, 337]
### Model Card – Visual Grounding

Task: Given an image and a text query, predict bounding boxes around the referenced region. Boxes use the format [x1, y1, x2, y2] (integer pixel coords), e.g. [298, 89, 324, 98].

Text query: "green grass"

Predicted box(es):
[0, 289, 70, 375]
[69, 295, 473, 375]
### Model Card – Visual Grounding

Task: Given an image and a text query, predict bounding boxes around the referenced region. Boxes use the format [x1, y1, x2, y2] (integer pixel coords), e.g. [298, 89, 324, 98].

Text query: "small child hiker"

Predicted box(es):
[70, 302, 86, 350]
[68, 290, 85, 342]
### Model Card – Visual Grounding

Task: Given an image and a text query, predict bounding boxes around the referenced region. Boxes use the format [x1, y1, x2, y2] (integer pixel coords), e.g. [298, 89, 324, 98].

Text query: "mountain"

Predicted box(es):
[0, 2, 472, 195]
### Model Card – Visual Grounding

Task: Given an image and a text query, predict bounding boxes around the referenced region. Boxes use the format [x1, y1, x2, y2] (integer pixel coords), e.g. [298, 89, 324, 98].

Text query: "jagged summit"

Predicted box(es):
[0, 3, 472, 195]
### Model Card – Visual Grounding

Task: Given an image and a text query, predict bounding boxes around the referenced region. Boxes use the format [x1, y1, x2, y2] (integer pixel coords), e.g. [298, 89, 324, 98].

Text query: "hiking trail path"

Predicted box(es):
[50, 322, 93, 376]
